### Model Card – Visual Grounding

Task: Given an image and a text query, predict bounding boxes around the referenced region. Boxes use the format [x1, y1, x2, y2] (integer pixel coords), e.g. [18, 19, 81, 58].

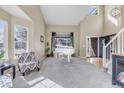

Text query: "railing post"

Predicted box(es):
[118, 36, 121, 54]
[122, 32, 124, 53]
[86, 37, 88, 57]
[103, 39, 106, 68]
[89, 37, 91, 57]
[102, 28, 124, 73]
[98, 37, 100, 58]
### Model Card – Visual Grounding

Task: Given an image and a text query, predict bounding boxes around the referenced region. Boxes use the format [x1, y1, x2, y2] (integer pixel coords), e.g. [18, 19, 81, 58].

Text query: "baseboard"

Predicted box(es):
[79, 56, 87, 59]
[39, 56, 46, 62]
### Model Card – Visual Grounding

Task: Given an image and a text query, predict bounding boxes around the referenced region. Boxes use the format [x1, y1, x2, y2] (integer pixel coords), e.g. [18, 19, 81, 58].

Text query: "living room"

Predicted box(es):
[0, 5, 124, 88]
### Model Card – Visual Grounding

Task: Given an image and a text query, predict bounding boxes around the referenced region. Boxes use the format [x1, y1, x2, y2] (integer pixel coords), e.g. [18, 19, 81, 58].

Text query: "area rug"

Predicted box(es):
[31, 78, 63, 88]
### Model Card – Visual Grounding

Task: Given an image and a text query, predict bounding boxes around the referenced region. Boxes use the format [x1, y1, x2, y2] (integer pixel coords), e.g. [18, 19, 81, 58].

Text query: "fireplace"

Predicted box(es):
[112, 54, 124, 87]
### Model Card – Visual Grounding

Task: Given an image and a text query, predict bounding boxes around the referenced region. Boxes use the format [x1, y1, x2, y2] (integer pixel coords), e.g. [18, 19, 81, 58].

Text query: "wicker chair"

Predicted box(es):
[18, 52, 40, 76]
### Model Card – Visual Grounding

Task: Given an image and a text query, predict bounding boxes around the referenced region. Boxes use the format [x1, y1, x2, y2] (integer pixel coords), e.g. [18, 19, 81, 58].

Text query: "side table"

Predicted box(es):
[0, 63, 16, 79]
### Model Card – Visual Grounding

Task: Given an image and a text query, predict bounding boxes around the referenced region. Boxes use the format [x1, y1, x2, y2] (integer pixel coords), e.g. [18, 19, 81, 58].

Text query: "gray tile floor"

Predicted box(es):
[13, 57, 119, 88]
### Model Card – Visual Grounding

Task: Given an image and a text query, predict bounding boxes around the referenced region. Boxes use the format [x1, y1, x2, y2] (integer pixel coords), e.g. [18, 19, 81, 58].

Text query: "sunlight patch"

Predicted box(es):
[28, 78, 63, 88]
[107, 14, 118, 26]
[28, 76, 45, 86]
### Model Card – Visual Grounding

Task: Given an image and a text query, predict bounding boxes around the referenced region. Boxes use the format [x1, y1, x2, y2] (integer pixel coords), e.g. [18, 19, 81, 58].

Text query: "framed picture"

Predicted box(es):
[40, 35, 44, 42]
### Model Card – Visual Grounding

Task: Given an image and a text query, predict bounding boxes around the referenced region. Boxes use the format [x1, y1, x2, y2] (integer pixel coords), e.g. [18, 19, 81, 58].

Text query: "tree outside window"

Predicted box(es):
[0, 20, 7, 59]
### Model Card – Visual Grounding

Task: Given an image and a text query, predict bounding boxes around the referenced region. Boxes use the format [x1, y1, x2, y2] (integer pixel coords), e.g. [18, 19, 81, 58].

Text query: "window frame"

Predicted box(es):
[88, 6, 100, 15]
[0, 19, 8, 60]
[14, 25, 29, 58]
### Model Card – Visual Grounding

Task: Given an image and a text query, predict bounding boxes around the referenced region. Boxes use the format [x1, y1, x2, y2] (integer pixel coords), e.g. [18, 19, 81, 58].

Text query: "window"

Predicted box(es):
[0, 20, 8, 59]
[55, 37, 72, 47]
[53, 33, 73, 48]
[14, 25, 29, 57]
[88, 6, 100, 15]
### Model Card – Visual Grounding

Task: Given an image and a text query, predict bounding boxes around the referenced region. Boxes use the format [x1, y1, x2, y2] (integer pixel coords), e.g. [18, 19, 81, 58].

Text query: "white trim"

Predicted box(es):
[97, 37, 100, 57]
[86, 36, 100, 58]
[14, 24, 29, 58]
[0, 19, 8, 60]
[103, 27, 124, 69]
[105, 27, 124, 48]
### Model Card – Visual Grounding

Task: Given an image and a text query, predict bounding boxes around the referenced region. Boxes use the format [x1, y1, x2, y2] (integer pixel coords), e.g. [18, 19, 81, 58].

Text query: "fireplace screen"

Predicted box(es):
[116, 62, 124, 84]
[112, 54, 124, 87]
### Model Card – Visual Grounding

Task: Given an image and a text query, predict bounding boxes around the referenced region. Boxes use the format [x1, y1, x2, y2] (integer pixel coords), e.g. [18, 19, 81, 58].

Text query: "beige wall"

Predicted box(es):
[10, 16, 33, 65]
[0, 8, 34, 67]
[103, 6, 122, 35]
[0, 6, 46, 69]
[79, 6, 104, 57]
[0, 8, 11, 21]
[121, 6, 124, 29]
[46, 25, 79, 56]
[19, 5, 46, 61]
[1, 5, 124, 61]
[79, 5, 124, 57]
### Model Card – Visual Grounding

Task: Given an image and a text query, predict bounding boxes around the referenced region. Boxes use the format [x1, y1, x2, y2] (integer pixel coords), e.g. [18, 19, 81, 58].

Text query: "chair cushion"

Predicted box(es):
[0, 75, 12, 88]
[18, 52, 39, 73]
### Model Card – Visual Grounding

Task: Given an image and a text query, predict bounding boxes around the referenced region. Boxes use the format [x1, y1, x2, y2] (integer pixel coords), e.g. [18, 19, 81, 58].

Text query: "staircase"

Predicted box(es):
[103, 27, 124, 74]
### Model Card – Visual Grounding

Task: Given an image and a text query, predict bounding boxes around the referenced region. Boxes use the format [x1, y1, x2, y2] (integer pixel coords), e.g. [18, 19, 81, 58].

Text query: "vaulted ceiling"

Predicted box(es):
[0, 5, 31, 21]
[40, 5, 90, 26]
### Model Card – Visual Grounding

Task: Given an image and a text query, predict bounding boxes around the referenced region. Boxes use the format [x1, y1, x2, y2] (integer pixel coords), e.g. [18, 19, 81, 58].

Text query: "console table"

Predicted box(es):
[0, 63, 16, 79]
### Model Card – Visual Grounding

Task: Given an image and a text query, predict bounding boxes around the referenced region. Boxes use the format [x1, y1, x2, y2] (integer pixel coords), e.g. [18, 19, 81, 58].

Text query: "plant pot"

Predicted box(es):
[46, 54, 50, 57]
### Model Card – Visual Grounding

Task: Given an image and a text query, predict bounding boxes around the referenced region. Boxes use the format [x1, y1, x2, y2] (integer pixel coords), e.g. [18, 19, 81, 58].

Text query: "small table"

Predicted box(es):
[0, 63, 16, 79]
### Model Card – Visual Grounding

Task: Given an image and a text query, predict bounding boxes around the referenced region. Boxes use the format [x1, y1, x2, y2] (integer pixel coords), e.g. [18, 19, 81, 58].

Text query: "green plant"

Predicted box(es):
[0, 51, 5, 59]
[46, 47, 50, 54]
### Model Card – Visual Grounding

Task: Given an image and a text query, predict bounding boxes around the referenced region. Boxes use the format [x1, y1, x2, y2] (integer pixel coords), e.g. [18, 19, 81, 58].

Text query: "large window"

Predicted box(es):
[14, 25, 29, 57]
[52, 32, 74, 52]
[0, 20, 8, 59]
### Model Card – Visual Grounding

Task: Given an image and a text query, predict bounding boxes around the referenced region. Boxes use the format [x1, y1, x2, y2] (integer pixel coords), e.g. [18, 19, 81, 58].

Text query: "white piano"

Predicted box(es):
[54, 44, 75, 62]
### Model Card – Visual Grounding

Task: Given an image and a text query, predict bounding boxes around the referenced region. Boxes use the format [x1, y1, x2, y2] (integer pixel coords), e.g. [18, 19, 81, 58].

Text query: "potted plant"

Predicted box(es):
[0, 51, 5, 67]
[46, 47, 50, 57]
[46, 42, 51, 57]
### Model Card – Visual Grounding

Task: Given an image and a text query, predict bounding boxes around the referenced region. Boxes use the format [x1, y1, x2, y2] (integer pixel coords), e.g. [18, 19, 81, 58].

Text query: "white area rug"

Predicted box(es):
[31, 78, 63, 88]
[28, 77, 45, 86]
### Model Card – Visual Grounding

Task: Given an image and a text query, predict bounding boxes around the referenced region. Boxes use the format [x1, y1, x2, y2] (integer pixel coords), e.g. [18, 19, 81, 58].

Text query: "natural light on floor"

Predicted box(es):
[27, 76, 63, 88]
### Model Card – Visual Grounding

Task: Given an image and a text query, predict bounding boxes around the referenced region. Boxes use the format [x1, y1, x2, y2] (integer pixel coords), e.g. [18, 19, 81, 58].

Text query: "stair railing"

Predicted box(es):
[103, 27, 124, 69]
